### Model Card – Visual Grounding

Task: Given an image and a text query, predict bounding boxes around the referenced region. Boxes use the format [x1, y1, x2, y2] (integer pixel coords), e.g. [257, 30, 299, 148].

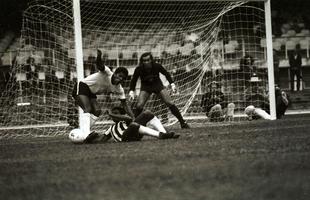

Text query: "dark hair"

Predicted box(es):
[139, 52, 154, 66]
[114, 67, 128, 77]
[111, 106, 126, 115]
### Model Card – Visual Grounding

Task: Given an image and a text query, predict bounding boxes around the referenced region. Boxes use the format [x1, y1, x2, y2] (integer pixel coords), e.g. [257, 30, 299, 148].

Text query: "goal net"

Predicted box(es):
[0, 0, 272, 138]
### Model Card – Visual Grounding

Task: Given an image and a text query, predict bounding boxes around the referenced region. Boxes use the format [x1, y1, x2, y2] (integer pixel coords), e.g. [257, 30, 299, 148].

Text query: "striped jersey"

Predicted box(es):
[104, 121, 128, 142]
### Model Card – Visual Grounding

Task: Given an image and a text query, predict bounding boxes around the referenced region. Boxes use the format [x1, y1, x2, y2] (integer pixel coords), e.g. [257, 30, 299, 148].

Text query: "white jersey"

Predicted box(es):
[104, 121, 128, 142]
[81, 67, 126, 99]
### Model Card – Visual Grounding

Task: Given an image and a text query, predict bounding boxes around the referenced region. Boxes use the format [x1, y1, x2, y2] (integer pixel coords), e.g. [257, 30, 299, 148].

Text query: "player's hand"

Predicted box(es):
[128, 91, 135, 101]
[170, 83, 177, 94]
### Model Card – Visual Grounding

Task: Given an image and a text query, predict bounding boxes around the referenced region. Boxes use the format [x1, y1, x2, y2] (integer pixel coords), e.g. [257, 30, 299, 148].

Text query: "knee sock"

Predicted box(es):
[169, 104, 185, 124]
[79, 113, 98, 135]
[255, 108, 271, 120]
[138, 125, 160, 137]
[146, 116, 166, 133]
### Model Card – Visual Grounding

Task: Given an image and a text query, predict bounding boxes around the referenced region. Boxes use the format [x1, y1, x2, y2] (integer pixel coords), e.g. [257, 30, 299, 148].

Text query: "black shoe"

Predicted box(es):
[84, 131, 99, 143]
[181, 122, 190, 129]
[159, 131, 179, 139]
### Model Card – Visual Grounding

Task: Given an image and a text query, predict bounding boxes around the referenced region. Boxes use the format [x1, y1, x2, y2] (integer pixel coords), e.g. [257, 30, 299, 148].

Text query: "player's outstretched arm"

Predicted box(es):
[96, 49, 105, 71]
[108, 109, 133, 124]
[120, 99, 135, 119]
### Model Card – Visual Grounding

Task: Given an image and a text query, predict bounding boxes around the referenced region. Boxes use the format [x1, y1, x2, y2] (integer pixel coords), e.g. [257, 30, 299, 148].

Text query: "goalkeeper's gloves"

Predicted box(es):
[128, 91, 135, 101]
[170, 83, 177, 94]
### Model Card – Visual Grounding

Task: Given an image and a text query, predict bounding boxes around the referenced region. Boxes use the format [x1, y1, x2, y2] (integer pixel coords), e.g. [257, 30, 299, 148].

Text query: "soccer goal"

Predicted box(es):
[0, 0, 275, 138]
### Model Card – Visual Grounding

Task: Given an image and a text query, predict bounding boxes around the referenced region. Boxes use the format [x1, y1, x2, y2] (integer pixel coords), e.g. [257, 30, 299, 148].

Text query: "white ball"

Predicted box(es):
[69, 128, 87, 143]
[244, 105, 255, 116]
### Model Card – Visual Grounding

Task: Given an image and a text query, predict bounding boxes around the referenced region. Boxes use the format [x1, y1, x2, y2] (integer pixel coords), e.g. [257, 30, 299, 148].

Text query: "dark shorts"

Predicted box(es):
[122, 111, 154, 142]
[122, 123, 144, 142]
[141, 79, 164, 94]
[72, 82, 97, 99]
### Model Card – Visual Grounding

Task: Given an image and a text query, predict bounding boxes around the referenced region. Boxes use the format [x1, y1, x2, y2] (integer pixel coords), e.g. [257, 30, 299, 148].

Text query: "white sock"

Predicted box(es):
[255, 108, 271, 120]
[138, 125, 160, 137]
[80, 113, 91, 135]
[146, 116, 166, 133]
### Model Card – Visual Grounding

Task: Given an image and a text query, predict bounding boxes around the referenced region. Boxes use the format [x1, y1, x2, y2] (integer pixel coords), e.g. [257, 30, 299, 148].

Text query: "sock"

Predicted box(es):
[169, 104, 185, 124]
[80, 113, 91, 135]
[138, 125, 160, 137]
[146, 116, 166, 133]
[255, 108, 271, 120]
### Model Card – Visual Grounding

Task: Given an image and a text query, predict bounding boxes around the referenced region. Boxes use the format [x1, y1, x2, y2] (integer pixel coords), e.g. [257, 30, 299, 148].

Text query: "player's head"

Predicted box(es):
[244, 105, 255, 117]
[112, 67, 128, 85]
[139, 52, 154, 67]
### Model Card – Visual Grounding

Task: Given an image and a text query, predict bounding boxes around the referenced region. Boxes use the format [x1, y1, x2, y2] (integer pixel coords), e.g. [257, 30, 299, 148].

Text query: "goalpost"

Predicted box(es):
[0, 0, 275, 138]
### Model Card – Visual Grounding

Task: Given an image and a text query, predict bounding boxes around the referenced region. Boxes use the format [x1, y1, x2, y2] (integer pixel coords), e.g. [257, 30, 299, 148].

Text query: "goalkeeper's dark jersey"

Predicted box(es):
[129, 63, 173, 91]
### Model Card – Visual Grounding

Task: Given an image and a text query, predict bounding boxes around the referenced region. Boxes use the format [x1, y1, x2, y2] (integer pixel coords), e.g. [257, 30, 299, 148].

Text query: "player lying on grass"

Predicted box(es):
[71, 49, 134, 136]
[69, 107, 179, 143]
[244, 85, 289, 120]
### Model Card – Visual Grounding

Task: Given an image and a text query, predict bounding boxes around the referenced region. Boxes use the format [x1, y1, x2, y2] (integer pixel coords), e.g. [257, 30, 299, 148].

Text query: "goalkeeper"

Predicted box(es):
[83, 107, 179, 143]
[72, 49, 134, 136]
[128, 52, 189, 129]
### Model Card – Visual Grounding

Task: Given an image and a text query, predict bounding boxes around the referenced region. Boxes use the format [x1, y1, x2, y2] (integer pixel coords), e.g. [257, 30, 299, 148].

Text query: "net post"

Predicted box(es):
[264, 0, 276, 120]
[73, 0, 85, 127]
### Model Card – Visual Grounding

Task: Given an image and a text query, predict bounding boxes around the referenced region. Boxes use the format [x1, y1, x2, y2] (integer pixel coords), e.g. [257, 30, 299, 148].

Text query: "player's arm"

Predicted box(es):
[96, 49, 105, 71]
[99, 127, 112, 142]
[158, 64, 174, 84]
[108, 109, 133, 124]
[120, 99, 135, 119]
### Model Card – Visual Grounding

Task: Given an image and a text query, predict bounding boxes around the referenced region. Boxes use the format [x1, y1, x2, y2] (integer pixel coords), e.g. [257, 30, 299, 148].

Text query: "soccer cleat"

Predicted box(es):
[84, 131, 99, 144]
[180, 122, 190, 129]
[159, 131, 179, 139]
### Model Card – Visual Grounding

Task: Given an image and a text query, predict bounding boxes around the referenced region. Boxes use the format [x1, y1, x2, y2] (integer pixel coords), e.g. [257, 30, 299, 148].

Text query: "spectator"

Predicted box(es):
[201, 81, 235, 122]
[240, 54, 257, 83]
[210, 48, 223, 81]
[289, 44, 302, 92]
[25, 56, 38, 95]
[244, 76, 269, 113]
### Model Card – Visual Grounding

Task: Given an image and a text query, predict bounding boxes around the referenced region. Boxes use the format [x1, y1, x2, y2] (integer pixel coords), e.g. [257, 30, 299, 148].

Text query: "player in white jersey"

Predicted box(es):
[85, 106, 179, 143]
[72, 49, 134, 136]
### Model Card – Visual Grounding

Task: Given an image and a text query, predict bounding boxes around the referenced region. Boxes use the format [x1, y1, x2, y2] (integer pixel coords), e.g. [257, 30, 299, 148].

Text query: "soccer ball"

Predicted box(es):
[69, 128, 87, 143]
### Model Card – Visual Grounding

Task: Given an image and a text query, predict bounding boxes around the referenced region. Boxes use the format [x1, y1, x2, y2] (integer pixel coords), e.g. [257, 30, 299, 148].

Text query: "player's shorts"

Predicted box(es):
[122, 123, 144, 142]
[72, 81, 97, 99]
[140, 79, 164, 94]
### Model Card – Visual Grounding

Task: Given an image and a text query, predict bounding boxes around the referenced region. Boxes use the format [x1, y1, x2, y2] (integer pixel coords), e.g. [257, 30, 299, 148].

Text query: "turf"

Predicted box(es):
[1, 114, 310, 200]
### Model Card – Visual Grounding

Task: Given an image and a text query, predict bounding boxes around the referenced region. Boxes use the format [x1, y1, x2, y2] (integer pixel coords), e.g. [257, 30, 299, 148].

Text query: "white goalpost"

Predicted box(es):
[0, 0, 276, 138]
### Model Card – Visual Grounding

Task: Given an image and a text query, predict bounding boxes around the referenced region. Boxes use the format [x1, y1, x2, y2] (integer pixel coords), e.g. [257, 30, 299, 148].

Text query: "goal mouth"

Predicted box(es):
[0, 0, 271, 137]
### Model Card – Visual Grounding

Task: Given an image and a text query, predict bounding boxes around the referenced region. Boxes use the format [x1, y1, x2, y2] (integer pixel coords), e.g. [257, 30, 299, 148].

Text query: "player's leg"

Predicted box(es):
[158, 88, 190, 128]
[225, 102, 235, 121]
[124, 122, 176, 140]
[134, 110, 167, 133]
[254, 107, 271, 120]
[134, 90, 151, 117]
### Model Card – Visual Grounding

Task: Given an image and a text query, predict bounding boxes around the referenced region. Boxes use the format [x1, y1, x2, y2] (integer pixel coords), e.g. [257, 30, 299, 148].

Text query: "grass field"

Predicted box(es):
[1, 114, 310, 200]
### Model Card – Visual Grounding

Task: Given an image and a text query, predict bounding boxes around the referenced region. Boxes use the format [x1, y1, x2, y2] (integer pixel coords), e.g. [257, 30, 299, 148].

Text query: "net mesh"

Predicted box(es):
[0, 0, 270, 138]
